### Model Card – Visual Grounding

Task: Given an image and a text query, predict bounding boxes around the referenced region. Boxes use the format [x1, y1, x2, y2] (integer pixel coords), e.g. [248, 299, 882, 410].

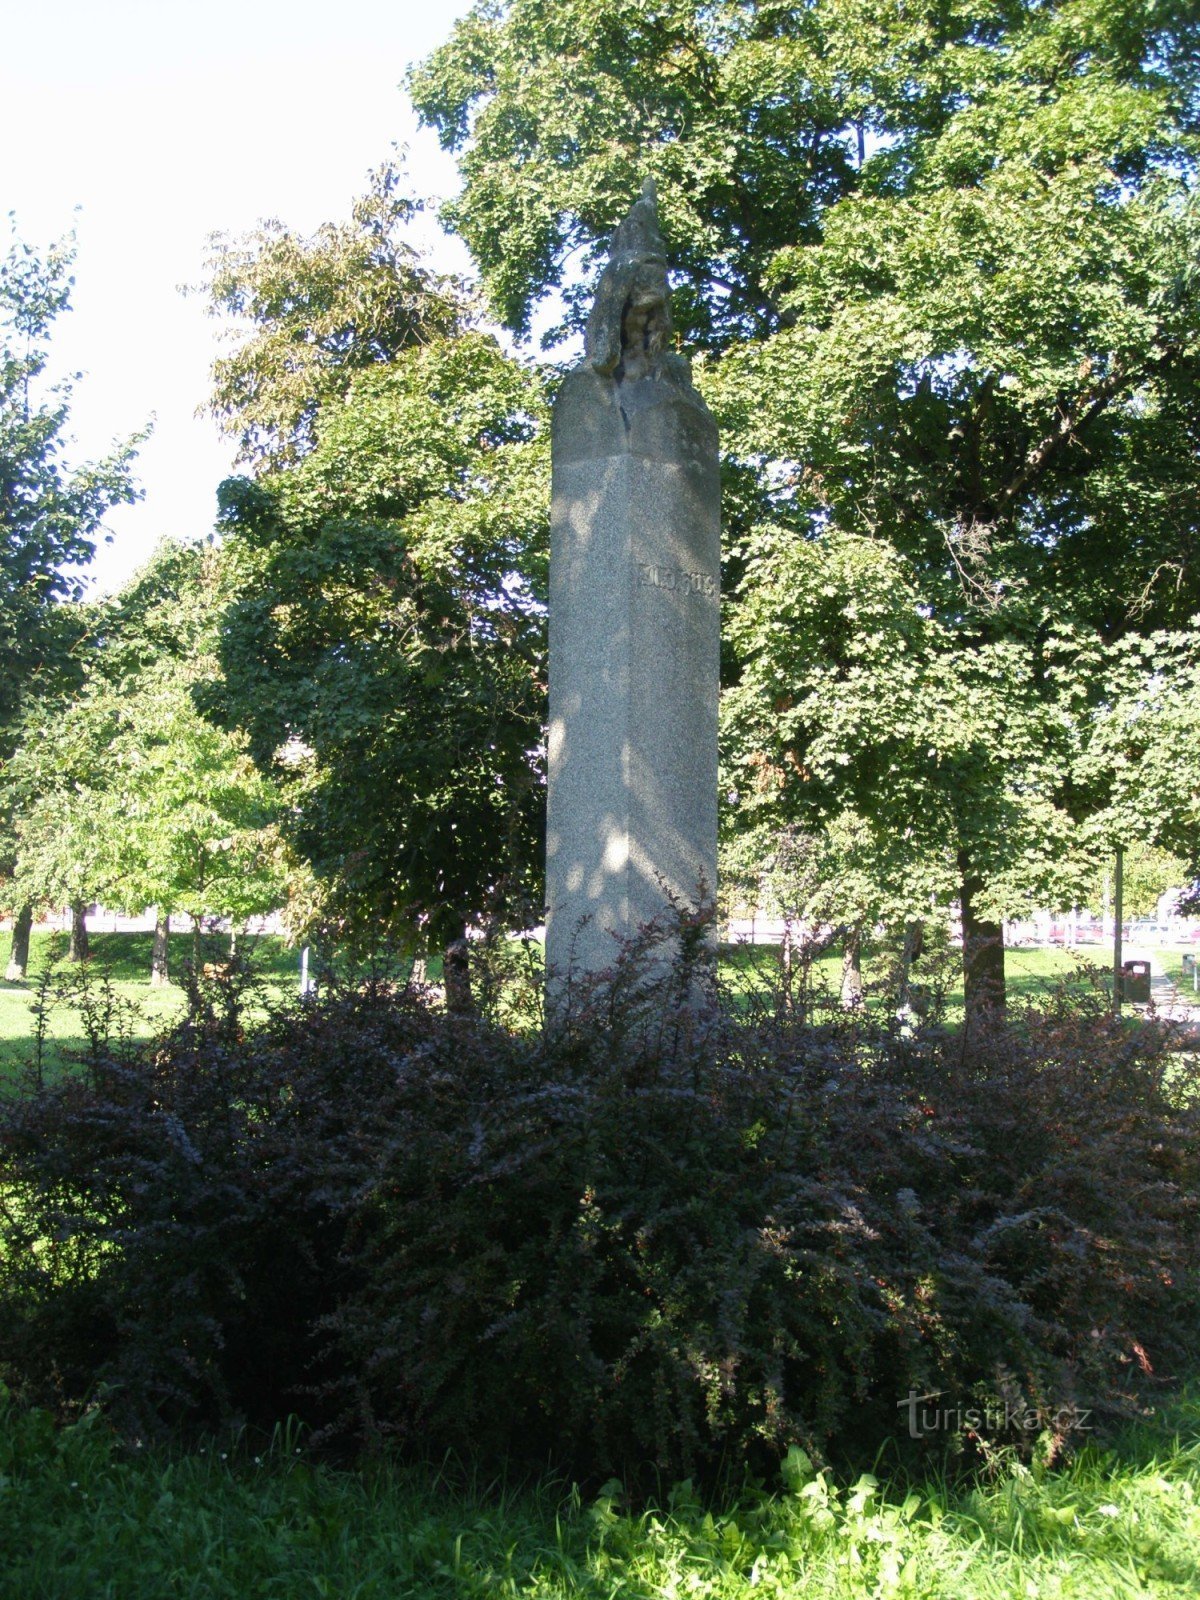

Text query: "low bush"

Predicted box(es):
[1, 939, 1197, 1482]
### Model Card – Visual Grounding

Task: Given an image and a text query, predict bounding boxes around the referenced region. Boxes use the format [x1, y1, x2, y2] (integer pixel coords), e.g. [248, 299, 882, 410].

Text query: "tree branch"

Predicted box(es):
[992, 366, 1129, 516]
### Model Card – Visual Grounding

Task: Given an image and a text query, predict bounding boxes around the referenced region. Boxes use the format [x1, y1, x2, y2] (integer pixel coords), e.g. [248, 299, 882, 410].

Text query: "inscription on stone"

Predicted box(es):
[637, 562, 717, 596]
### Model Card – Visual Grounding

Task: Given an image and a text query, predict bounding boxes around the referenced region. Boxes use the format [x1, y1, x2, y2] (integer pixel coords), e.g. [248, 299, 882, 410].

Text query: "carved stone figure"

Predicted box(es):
[585, 178, 687, 386]
[545, 181, 721, 1003]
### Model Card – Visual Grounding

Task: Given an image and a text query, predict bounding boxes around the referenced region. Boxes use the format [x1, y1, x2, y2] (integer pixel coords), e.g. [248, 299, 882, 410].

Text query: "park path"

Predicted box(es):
[1124, 946, 1200, 1039]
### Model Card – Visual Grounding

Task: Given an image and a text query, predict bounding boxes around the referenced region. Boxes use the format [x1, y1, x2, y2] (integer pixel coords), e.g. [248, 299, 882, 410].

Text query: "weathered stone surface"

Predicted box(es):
[545, 182, 720, 995]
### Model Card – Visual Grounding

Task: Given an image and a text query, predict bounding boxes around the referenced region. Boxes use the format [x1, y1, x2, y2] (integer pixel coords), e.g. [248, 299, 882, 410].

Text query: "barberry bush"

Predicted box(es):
[1, 942, 1197, 1481]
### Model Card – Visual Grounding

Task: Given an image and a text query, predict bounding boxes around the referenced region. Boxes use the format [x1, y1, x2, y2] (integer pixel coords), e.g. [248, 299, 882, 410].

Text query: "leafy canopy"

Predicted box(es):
[0, 224, 142, 740]
[413, 0, 1200, 938]
[411, 0, 1200, 353]
[200, 164, 459, 470]
[6, 540, 287, 929]
[201, 176, 549, 949]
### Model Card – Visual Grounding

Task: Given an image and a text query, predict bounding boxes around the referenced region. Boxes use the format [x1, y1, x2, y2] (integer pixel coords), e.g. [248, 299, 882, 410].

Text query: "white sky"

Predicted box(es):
[1, 0, 474, 595]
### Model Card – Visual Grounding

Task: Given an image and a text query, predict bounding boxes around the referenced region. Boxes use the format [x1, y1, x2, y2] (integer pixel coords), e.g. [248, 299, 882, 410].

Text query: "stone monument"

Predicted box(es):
[545, 179, 720, 997]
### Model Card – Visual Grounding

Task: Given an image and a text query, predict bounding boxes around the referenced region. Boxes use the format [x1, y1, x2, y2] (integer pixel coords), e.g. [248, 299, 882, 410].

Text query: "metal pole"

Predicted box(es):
[1112, 845, 1124, 1014]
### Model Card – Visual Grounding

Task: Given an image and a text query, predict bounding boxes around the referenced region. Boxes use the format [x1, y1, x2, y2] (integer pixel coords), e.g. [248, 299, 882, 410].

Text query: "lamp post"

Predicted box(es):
[1112, 845, 1124, 1015]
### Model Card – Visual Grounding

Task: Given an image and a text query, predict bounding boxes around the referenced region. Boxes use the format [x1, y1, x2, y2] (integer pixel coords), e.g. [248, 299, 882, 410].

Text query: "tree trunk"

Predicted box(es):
[151, 911, 170, 987]
[192, 915, 203, 970]
[778, 920, 795, 1014]
[958, 852, 1006, 1021]
[69, 902, 90, 963]
[896, 918, 924, 1009]
[443, 929, 473, 1016]
[6, 904, 33, 981]
[841, 925, 864, 1008]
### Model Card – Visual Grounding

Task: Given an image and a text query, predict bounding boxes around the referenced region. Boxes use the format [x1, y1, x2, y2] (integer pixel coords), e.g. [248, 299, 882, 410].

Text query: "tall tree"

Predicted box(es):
[0, 224, 142, 733]
[1, 224, 142, 973]
[413, 0, 1200, 1015]
[707, 11, 1200, 1005]
[5, 541, 288, 981]
[200, 178, 549, 980]
[722, 529, 1096, 1011]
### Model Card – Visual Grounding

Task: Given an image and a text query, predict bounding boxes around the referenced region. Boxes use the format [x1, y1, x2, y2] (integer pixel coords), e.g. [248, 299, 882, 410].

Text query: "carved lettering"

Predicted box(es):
[637, 562, 717, 597]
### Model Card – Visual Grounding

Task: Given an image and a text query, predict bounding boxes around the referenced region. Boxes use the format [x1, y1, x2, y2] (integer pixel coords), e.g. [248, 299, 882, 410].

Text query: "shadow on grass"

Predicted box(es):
[1, 930, 300, 985]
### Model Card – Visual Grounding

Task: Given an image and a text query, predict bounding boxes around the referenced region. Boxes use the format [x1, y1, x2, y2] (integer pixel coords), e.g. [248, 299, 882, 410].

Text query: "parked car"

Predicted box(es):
[1126, 920, 1171, 943]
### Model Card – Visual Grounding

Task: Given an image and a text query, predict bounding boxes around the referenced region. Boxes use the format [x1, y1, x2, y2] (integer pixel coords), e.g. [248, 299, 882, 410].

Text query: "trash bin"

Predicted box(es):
[1120, 960, 1152, 1004]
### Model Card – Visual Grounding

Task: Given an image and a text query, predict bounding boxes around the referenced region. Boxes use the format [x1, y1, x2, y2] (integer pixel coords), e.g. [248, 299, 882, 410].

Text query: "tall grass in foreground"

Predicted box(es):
[2, 1391, 1198, 1599]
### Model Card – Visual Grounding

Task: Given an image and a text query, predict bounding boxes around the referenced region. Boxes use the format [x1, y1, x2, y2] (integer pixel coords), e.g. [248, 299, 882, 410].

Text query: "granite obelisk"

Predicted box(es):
[545, 180, 720, 995]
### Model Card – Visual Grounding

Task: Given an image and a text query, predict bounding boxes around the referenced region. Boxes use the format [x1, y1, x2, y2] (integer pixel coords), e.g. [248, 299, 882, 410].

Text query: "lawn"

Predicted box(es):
[0, 931, 303, 1083]
[0, 934, 1109, 1082]
[0, 930, 448, 1083]
[2, 1392, 1198, 1599]
[1160, 951, 1200, 1008]
[719, 940, 1091, 1019]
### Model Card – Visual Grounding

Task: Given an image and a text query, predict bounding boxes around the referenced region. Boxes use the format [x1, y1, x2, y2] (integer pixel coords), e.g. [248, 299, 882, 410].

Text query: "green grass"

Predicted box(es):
[1160, 951, 1200, 1009]
[0, 931, 446, 1084]
[0, 931, 302, 1083]
[2, 1395, 1198, 1598]
[719, 941, 1089, 1019]
[0, 935, 1112, 1082]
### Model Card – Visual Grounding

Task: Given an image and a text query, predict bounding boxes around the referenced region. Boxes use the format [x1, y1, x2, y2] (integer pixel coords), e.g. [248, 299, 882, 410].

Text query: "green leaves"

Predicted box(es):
[411, 0, 868, 345]
[408, 0, 1200, 953]
[198, 163, 459, 471]
[5, 541, 288, 928]
[204, 201, 551, 947]
[1073, 625, 1200, 858]
[721, 528, 1095, 921]
[0, 224, 142, 742]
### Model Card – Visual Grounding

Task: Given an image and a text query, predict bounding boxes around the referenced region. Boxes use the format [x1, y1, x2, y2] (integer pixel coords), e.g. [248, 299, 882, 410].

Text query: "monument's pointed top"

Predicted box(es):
[584, 179, 681, 379]
[607, 177, 666, 264]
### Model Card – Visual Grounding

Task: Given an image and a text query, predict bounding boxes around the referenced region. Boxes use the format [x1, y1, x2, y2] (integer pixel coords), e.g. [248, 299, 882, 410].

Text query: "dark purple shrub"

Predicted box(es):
[0, 945, 1197, 1479]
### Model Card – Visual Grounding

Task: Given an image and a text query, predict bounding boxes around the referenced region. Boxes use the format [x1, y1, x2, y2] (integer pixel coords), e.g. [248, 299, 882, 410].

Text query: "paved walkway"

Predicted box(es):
[1125, 946, 1200, 1038]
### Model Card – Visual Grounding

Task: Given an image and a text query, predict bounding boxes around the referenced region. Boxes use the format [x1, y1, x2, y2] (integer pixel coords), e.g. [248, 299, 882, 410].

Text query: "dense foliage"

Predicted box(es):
[1, 225, 142, 971]
[3, 541, 287, 976]
[200, 166, 460, 472]
[412, 0, 1200, 1010]
[0, 225, 141, 739]
[201, 174, 549, 958]
[2, 950, 1196, 1482]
